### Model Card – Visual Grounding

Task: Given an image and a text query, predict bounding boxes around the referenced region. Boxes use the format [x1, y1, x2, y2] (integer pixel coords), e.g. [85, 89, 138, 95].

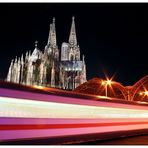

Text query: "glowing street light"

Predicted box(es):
[139, 92, 143, 96]
[144, 91, 148, 96]
[101, 78, 113, 97]
[101, 81, 105, 85]
[106, 79, 112, 86]
[139, 91, 148, 102]
[139, 91, 148, 96]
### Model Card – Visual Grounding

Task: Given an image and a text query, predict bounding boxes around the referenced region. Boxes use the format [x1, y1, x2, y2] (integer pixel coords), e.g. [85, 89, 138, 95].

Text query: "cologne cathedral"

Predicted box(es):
[6, 17, 87, 90]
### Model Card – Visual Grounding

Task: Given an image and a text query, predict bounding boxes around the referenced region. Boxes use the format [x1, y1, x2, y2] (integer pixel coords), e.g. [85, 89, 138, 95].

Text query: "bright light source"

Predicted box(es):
[101, 78, 113, 97]
[96, 95, 108, 99]
[139, 91, 148, 96]
[2, 96, 148, 119]
[144, 91, 148, 96]
[139, 101, 147, 104]
[33, 85, 44, 90]
[139, 92, 143, 96]
[101, 79, 112, 86]
[106, 79, 112, 86]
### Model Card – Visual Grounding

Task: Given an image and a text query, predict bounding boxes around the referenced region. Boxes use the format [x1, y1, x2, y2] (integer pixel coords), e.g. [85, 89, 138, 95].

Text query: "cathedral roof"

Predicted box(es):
[29, 41, 42, 62]
[30, 48, 42, 62]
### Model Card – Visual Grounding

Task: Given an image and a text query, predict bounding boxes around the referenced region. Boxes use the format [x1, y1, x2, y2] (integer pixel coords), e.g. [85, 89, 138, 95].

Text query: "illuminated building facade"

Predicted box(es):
[7, 17, 87, 90]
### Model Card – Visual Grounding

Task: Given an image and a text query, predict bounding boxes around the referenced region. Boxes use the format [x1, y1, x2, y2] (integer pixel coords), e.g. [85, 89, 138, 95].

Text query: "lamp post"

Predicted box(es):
[101, 79, 112, 97]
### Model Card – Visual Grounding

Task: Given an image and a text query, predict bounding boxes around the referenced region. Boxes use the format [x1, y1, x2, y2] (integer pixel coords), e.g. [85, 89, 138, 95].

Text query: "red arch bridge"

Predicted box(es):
[74, 75, 148, 102]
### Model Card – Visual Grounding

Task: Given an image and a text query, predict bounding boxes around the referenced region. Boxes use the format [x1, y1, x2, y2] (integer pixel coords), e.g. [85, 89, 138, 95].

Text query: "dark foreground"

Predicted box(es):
[81, 134, 148, 145]
[1, 129, 148, 145]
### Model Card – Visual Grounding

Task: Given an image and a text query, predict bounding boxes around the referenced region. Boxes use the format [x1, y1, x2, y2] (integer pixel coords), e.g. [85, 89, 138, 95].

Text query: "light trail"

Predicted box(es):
[1, 83, 148, 143]
[1, 88, 148, 110]
[1, 96, 148, 118]
[1, 119, 148, 141]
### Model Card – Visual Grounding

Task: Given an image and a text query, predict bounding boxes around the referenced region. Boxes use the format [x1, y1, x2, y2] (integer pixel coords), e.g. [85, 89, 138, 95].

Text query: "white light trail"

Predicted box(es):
[1, 96, 148, 118]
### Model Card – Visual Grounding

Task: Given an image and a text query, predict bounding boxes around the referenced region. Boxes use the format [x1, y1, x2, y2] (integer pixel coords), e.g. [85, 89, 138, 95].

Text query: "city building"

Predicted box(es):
[6, 17, 87, 90]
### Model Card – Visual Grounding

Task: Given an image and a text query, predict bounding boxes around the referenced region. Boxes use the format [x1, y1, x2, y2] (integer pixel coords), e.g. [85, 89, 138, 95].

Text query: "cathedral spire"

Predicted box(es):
[47, 24, 52, 45]
[69, 16, 77, 46]
[47, 17, 57, 48]
[51, 17, 57, 47]
[52, 17, 56, 33]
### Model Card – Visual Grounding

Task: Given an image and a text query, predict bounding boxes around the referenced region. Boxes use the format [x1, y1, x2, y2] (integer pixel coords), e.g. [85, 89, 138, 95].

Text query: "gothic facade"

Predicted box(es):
[7, 17, 87, 90]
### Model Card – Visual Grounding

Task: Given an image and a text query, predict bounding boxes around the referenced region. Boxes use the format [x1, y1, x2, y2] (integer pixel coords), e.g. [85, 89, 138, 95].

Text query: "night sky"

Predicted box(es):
[1, 3, 148, 86]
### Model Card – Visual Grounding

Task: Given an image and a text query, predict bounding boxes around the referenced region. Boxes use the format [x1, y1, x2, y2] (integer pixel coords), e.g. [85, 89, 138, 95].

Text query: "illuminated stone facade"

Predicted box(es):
[7, 17, 87, 90]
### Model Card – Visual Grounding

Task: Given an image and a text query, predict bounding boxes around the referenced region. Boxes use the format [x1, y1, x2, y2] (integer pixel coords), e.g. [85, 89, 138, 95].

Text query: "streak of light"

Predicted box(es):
[1, 96, 148, 118]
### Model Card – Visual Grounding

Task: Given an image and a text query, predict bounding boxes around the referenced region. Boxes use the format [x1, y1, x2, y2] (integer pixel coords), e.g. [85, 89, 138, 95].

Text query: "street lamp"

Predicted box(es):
[139, 92, 143, 96]
[101, 79, 113, 97]
[144, 91, 148, 96]
[139, 91, 148, 96]
[106, 79, 112, 86]
[139, 91, 148, 102]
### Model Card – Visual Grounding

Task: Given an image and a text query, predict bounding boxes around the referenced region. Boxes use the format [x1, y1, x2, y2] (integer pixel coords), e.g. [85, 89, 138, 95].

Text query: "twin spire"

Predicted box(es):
[48, 16, 77, 47]
[48, 17, 57, 47]
[69, 16, 77, 46]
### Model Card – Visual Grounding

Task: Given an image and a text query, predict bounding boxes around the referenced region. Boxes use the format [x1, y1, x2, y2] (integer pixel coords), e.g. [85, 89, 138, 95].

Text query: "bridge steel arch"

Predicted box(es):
[129, 75, 148, 101]
[111, 82, 128, 100]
